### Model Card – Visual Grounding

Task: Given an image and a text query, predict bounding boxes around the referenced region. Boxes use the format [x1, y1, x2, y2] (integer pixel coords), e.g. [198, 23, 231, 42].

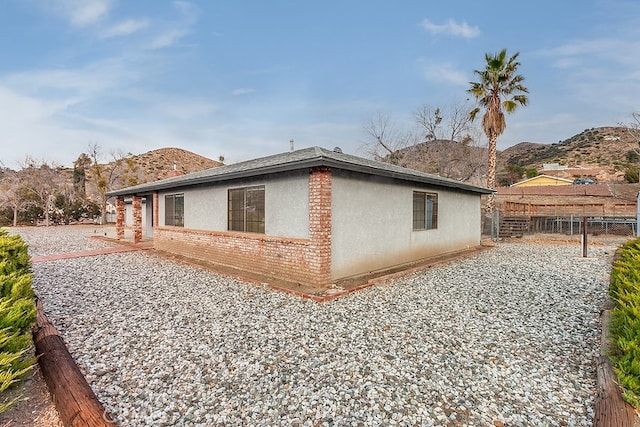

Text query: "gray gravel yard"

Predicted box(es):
[14, 226, 621, 426]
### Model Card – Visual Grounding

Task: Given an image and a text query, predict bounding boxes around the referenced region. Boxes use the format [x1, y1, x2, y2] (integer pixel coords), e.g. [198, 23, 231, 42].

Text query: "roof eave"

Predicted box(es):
[107, 156, 493, 197]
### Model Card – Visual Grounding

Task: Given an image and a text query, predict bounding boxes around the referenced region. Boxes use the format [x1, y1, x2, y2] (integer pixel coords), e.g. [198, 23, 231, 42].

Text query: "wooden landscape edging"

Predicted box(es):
[33, 300, 115, 427]
[593, 307, 637, 427]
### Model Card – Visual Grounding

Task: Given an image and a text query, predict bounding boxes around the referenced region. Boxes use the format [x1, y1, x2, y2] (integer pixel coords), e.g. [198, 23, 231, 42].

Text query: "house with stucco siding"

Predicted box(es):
[107, 147, 492, 290]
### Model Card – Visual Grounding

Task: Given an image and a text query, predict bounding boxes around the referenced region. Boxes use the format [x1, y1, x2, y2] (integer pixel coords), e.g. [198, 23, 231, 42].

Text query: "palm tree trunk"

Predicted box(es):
[486, 134, 497, 214]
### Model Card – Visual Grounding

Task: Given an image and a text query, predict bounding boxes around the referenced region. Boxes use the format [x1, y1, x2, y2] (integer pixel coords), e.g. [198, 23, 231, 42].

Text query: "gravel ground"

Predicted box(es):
[13, 226, 623, 426]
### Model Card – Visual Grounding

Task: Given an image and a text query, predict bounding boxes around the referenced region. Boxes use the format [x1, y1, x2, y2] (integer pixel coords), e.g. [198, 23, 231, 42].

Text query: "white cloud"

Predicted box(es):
[421, 18, 480, 39]
[173, 1, 198, 23]
[421, 62, 468, 86]
[55, 0, 112, 27]
[100, 18, 149, 38]
[2, 58, 139, 98]
[232, 88, 256, 96]
[149, 29, 188, 49]
[538, 37, 640, 69]
[552, 57, 581, 69]
[147, 1, 198, 49]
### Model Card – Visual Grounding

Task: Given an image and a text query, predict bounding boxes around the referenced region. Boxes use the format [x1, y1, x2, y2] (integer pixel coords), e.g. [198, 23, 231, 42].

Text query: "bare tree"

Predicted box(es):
[362, 102, 486, 184]
[87, 144, 128, 225]
[620, 112, 640, 148]
[0, 168, 33, 226]
[415, 106, 443, 142]
[619, 112, 640, 183]
[414, 102, 487, 182]
[362, 113, 419, 161]
[20, 157, 60, 226]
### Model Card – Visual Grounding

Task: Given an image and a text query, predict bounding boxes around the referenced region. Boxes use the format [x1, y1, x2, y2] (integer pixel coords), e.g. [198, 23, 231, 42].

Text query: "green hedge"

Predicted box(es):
[610, 238, 640, 407]
[0, 230, 36, 413]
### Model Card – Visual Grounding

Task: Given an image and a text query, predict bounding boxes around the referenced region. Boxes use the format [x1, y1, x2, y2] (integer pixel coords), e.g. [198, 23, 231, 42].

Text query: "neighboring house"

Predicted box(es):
[511, 175, 573, 187]
[496, 183, 636, 217]
[107, 147, 492, 290]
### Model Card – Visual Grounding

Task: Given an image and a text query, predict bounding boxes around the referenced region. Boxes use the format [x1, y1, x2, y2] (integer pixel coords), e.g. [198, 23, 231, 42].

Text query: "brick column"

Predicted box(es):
[153, 191, 159, 228]
[115, 197, 125, 240]
[309, 167, 332, 287]
[132, 196, 142, 243]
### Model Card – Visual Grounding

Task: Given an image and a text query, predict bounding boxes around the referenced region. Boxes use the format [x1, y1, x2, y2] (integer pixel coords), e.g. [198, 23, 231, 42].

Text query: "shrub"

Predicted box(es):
[525, 168, 539, 178]
[0, 230, 36, 413]
[625, 166, 640, 183]
[610, 238, 640, 407]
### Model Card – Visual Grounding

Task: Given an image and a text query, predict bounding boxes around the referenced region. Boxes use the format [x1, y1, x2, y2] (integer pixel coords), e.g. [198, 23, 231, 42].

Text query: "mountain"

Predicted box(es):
[117, 147, 223, 185]
[78, 147, 222, 201]
[381, 126, 638, 185]
[382, 140, 487, 186]
[499, 126, 638, 174]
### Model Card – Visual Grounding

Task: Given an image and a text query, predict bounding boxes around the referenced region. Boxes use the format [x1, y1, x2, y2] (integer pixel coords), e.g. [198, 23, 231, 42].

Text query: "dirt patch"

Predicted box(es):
[501, 233, 631, 246]
[0, 365, 62, 427]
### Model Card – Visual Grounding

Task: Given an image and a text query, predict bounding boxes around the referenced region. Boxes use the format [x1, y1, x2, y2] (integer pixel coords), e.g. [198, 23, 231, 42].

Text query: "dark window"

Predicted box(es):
[413, 191, 437, 230]
[228, 186, 265, 233]
[165, 194, 184, 227]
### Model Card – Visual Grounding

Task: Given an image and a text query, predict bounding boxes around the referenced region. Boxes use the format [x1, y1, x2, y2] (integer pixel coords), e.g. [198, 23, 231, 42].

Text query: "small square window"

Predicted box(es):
[165, 194, 184, 227]
[413, 191, 437, 230]
[228, 186, 265, 233]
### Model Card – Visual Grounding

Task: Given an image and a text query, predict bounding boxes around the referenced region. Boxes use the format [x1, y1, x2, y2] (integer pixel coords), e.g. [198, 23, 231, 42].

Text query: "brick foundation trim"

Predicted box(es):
[154, 227, 328, 287]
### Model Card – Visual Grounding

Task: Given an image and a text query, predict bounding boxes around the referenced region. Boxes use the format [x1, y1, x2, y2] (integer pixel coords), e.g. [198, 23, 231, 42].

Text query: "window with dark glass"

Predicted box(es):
[413, 191, 437, 230]
[165, 194, 184, 227]
[228, 186, 265, 233]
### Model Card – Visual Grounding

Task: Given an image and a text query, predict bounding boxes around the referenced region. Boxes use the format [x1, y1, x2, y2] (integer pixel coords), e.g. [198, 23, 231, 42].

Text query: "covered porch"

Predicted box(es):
[114, 192, 157, 244]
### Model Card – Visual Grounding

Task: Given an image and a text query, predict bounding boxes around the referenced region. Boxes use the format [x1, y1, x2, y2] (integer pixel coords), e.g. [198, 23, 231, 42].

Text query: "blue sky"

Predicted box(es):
[1, 0, 639, 168]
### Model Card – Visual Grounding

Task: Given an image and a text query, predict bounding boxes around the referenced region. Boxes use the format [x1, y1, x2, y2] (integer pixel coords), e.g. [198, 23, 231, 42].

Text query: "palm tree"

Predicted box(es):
[468, 49, 529, 214]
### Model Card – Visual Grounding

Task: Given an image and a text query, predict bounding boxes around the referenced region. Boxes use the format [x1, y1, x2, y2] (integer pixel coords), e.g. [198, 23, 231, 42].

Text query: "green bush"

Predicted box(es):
[610, 238, 640, 407]
[0, 230, 36, 413]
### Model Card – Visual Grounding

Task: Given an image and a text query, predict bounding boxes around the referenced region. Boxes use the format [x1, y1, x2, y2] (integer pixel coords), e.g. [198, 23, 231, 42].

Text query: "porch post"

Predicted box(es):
[115, 197, 125, 240]
[132, 195, 142, 243]
[153, 191, 159, 229]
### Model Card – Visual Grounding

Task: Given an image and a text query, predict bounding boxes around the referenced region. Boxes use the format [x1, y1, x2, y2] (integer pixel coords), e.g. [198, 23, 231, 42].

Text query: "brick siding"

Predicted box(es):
[132, 195, 142, 243]
[115, 197, 125, 240]
[152, 192, 159, 228]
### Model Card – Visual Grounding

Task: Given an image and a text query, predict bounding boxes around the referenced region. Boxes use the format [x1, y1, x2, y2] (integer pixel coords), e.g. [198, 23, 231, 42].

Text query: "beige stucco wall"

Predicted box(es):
[124, 199, 147, 230]
[330, 170, 481, 280]
[158, 171, 310, 238]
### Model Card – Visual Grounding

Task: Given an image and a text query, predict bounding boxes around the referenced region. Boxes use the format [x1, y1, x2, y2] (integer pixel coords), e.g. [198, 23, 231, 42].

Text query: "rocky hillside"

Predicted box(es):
[382, 126, 639, 184]
[384, 140, 487, 186]
[121, 147, 223, 184]
[499, 127, 638, 172]
[92, 147, 223, 192]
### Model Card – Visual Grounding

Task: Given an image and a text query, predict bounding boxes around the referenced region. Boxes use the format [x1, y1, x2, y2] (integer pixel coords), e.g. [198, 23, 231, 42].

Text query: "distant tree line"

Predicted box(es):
[0, 144, 139, 227]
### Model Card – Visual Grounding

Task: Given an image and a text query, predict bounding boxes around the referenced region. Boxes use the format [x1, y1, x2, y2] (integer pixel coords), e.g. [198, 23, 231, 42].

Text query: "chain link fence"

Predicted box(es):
[483, 212, 637, 239]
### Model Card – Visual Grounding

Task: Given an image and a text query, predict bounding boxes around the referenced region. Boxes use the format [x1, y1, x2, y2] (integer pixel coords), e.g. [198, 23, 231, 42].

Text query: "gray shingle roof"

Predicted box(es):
[107, 146, 493, 196]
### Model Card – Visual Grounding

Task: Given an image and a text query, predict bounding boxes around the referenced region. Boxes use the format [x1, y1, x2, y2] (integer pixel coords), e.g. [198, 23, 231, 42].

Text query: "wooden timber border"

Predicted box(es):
[593, 305, 637, 427]
[33, 300, 115, 426]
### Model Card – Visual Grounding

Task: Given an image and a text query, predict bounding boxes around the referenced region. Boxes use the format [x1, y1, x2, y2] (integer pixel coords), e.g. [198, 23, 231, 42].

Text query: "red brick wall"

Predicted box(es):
[308, 167, 332, 286]
[115, 197, 125, 240]
[153, 192, 159, 228]
[132, 196, 142, 243]
[153, 167, 333, 289]
[154, 227, 319, 285]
